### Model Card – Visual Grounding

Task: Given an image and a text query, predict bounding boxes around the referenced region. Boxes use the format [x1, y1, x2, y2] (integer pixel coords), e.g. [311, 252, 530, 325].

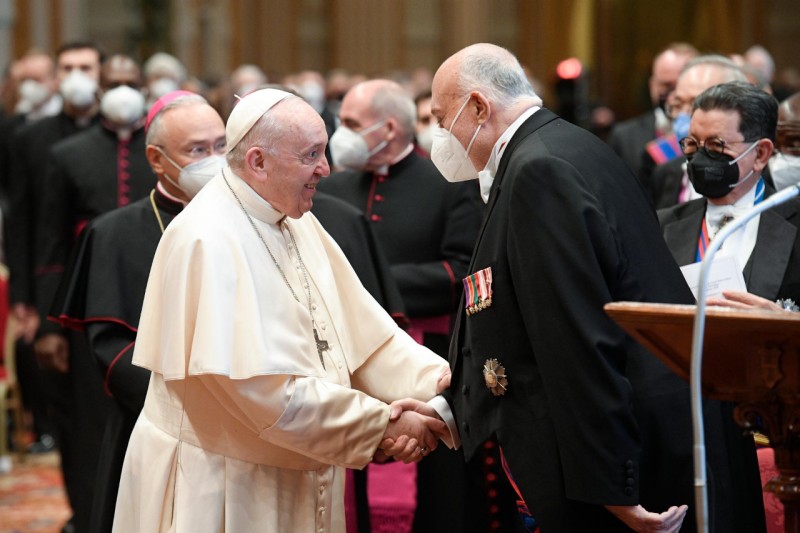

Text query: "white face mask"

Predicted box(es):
[100, 85, 146, 126]
[329, 120, 387, 170]
[17, 79, 52, 112]
[149, 78, 180, 101]
[430, 95, 482, 182]
[416, 124, 435, 154]
[157, 148, 225, 199]
[771, 152, 800, 191]
[60, 70, 98, 108]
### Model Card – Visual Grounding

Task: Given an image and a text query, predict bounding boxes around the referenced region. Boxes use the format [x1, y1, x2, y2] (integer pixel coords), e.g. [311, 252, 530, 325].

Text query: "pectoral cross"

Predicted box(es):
[314, 328, 329, 368]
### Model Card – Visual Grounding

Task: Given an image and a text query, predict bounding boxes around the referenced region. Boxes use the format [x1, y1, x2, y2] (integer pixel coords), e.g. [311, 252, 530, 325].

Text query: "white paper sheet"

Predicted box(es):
[680, 255, 747, 300]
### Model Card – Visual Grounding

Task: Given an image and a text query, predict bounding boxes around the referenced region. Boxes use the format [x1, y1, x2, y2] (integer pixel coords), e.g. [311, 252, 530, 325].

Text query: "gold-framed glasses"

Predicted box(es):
[679, 137, 755, 160]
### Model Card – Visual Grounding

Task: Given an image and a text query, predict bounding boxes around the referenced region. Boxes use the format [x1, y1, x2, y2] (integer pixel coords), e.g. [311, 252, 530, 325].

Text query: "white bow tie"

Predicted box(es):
[706, 203, 752, 232]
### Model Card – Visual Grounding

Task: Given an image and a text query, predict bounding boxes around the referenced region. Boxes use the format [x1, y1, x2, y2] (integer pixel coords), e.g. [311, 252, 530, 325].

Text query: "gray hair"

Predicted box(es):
[226, 95, 300, 171]
[145, 94, 209, 145]
[681, 55, 746, 82]
[371, 83, 416, 143]
[458, 47, 541, 108]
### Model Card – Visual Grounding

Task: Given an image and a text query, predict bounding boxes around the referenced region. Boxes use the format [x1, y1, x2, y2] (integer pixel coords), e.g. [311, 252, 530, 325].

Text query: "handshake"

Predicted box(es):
[377, 371, 452, 464]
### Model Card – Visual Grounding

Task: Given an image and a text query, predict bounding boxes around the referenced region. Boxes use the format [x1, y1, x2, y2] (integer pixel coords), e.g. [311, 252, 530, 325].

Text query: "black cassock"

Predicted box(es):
[52, 186, 407, 533]
[50, 187, 181, 533]
[35, 121, 153, 533]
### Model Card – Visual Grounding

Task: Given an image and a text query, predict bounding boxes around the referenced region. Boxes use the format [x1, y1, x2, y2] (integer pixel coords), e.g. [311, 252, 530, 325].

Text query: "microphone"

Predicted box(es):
[689, 183, 800, 533]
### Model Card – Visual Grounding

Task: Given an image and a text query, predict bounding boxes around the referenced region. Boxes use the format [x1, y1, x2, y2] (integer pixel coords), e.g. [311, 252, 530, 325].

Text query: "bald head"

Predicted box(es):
[335, 78, 416, 169]
[440, 43, 540, 110]
[649, 43, 697, 107]
[431, 43, 541, 173]
[348, 79, 415, 135]
[667, 55, 745, 118]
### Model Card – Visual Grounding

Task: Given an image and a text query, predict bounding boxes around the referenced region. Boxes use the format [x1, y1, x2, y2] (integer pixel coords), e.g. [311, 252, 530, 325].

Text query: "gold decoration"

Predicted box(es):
[483, 358, 508, 396]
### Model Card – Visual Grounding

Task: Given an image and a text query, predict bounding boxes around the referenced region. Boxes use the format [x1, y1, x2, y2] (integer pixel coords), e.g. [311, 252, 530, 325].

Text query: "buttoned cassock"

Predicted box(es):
[444, 108, 764, 532]
[113, 170, 448, 533]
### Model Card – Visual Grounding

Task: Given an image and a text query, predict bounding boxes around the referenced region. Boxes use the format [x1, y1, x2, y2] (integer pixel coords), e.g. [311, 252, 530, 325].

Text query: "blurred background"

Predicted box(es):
[2, 0, 799, 126]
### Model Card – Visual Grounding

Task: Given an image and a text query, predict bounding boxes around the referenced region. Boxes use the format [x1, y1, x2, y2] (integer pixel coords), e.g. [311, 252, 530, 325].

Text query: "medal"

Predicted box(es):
[463, 266, 493, 316]
[483, 358, 508, 396]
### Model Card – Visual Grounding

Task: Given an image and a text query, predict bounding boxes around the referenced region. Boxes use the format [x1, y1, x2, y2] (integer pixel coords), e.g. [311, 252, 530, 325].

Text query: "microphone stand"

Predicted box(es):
[690, 183, 800, 532]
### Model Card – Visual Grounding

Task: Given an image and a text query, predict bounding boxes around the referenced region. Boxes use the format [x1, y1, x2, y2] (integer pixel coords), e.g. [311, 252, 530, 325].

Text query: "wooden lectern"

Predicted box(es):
[605, 302, 800, 532]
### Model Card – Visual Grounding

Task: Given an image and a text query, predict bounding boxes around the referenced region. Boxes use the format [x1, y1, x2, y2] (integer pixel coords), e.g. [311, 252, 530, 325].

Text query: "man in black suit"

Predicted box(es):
[415, 43, 765, 532]
[659, 81, 800, 307]
[607, 42, 697, 178]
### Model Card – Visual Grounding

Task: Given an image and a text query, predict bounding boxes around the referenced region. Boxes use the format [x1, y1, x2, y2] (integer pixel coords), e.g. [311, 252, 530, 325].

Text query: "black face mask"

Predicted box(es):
[687, 144, 758, 199]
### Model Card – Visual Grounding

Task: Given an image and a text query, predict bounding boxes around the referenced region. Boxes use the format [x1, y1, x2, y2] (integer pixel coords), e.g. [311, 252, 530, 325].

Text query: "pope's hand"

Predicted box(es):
[379, 405, 446, 463]
[604, 504, 687, 533]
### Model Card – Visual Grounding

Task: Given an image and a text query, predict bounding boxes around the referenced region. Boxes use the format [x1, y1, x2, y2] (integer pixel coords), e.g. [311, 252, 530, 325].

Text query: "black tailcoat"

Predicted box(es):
[446, 109, 764, 532]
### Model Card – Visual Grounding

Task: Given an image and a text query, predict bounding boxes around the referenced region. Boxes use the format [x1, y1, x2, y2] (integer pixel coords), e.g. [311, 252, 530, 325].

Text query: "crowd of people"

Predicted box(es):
[0, 38, 798, 533]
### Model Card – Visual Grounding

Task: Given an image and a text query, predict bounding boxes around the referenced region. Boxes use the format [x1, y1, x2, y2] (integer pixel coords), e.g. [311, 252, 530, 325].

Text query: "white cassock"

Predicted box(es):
[113, 168, 449, 533]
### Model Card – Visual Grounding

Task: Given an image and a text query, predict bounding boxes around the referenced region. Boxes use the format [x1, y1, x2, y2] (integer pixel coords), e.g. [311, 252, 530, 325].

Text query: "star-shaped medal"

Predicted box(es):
[483, 358, 508, 396]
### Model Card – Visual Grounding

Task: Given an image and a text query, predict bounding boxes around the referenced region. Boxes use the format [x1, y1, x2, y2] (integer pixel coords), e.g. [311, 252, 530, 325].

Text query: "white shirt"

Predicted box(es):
[478, 106, 541, 203]
[705, 179, 762, 271]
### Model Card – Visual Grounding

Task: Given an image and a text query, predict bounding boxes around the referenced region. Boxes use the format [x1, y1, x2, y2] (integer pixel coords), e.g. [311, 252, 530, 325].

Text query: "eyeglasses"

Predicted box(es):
[665, 96, 693, 120]
[679, 136, 755, 160]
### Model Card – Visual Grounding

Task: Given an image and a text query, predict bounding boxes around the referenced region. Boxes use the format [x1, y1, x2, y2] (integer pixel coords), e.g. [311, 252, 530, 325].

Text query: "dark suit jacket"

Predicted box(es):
[446, 109, 763, 532]
[607, 110, 656, 178]
[658, 187, 800, 302]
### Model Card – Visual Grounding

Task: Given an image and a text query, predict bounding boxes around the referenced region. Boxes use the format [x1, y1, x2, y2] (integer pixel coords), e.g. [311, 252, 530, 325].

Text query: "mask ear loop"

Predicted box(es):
[360, 120, 389, 158]
[153, 146, 187, 193]
[450, 94, 483, 156]
[728, 139, 761, 165]
[727, 140, 762, 189]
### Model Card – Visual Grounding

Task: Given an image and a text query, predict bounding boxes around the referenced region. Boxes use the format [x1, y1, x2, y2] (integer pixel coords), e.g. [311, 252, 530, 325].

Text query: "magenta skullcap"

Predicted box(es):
[145, 89, 197, 133]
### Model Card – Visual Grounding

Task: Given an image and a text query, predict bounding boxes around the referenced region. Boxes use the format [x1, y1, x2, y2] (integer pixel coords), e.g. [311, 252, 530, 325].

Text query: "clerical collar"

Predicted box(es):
[478, 105, 541, 203]
[373, 142, 414, 175]
[156, 181, 187, 206]
[224, 167, 284, 225]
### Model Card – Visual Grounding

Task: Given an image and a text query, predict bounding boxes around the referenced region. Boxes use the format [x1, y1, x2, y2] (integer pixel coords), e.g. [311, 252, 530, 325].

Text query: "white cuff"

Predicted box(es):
[427, 395, 461, 450]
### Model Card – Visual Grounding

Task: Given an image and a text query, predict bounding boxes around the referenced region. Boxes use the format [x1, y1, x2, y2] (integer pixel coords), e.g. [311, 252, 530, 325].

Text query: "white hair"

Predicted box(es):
[458, 47, 541, 108]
